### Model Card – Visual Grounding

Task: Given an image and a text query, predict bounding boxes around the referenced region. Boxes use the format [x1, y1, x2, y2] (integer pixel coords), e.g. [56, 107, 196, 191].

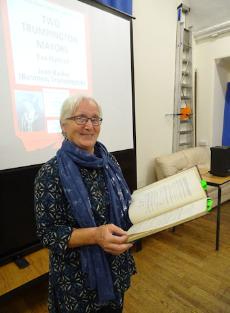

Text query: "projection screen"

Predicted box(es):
[0, 0, 134, 170]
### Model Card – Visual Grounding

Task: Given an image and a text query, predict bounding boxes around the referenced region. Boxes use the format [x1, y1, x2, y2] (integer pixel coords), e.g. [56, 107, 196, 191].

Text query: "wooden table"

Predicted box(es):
[202, 172, 230, 250]
[0, 248, 49, 299]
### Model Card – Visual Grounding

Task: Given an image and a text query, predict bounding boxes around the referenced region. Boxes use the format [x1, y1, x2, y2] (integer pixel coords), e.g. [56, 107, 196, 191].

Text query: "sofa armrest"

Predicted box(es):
[155, 151, 188, 180]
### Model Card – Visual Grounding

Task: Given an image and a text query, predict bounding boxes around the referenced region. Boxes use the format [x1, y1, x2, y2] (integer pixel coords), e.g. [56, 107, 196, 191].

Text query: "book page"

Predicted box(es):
[127, 197, 207, 242]
[129, 166, 206, 224]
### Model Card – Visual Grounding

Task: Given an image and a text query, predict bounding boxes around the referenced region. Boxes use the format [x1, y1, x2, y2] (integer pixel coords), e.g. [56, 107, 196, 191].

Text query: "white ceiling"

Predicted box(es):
[184, 0, 230, 32]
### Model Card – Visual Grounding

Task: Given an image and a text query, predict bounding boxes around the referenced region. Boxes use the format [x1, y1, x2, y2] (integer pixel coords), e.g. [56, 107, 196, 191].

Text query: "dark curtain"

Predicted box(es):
[222, 82, 230, 146]
[96, 0, 132, 15]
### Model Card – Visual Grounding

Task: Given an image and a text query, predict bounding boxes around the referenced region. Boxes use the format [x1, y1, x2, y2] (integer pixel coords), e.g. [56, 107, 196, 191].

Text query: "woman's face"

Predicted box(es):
[62, 99, 101, 154]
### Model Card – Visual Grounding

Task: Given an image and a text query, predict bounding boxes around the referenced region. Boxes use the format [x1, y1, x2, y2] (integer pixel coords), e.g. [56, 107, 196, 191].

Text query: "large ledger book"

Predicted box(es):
[127, 166, 208, 242]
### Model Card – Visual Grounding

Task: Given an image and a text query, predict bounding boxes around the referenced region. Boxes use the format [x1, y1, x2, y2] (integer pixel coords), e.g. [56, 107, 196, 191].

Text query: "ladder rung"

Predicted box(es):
[181, 96, 191, 100]
[179, 142, 192, 147]
[180, 119, 192, 123]
[183, 59, 191, 64]
[183, 44, 191, 50]
[181, 84, 192, 88]
[180, 130, 192, 134]
[182, 71, 189, 76]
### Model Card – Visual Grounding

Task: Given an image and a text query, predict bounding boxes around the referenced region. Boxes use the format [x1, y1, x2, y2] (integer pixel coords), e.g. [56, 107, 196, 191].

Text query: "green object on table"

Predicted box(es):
[207, 198, 213, 212]
[201, 179, 207, 190]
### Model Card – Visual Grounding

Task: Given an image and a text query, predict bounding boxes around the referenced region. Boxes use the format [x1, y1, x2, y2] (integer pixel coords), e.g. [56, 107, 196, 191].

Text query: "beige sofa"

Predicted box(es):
[155, 147, 230, 207]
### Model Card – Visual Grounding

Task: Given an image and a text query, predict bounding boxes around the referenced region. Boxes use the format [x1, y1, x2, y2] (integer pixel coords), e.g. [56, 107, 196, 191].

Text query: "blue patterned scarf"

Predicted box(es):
[56, 140, 131, 304]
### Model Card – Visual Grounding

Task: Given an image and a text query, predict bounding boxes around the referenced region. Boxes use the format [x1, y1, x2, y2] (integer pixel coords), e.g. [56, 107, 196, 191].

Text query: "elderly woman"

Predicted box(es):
[34, 95, 136, 313]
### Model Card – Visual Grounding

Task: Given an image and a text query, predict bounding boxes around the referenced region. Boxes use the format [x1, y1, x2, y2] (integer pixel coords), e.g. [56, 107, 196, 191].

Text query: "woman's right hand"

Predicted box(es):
[96, 224, 133, 255]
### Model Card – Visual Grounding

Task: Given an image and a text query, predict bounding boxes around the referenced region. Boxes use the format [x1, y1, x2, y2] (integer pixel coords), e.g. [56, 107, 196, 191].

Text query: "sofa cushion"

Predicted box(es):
[155, 147, 210, 180]
[183, 147, 210, 174]
[155, 151, 188, 180]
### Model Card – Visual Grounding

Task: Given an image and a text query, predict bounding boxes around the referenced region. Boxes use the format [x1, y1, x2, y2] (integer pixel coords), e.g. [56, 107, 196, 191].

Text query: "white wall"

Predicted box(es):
[133, 0, 179, 187]
[194, 34, 230, 148]
[213, 58, 230, 145]
[132, 1, 230, 188]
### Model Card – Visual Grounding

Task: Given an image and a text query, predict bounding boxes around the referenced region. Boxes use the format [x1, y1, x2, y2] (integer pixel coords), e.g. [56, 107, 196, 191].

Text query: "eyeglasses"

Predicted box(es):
[66, 115, 103, 126]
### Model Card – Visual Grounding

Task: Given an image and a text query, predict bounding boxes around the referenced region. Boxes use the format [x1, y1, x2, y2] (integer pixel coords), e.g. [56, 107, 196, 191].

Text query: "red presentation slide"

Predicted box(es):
[1, 0, 91, 151]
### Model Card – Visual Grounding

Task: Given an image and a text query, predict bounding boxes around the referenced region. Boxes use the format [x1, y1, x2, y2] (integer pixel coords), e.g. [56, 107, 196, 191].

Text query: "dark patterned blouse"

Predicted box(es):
[34, 156, 136, 313]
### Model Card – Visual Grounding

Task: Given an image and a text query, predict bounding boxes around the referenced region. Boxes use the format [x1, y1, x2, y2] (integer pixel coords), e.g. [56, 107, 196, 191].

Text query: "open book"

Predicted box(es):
[127, 166, 208, 242]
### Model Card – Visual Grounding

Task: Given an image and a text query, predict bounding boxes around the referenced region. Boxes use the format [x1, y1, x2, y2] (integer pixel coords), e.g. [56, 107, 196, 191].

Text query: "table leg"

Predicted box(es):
[135, 239, 142, 252]
[216, 186, 222, 251]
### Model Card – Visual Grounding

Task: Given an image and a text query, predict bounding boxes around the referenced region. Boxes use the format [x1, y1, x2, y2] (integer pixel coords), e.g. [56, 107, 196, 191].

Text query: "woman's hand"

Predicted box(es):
[68, 224, 133, 254]
[96, 224, 133, 255]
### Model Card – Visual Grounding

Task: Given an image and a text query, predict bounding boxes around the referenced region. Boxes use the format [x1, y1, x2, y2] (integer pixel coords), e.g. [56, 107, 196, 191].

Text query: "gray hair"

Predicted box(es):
[60, 95, 102, 125]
